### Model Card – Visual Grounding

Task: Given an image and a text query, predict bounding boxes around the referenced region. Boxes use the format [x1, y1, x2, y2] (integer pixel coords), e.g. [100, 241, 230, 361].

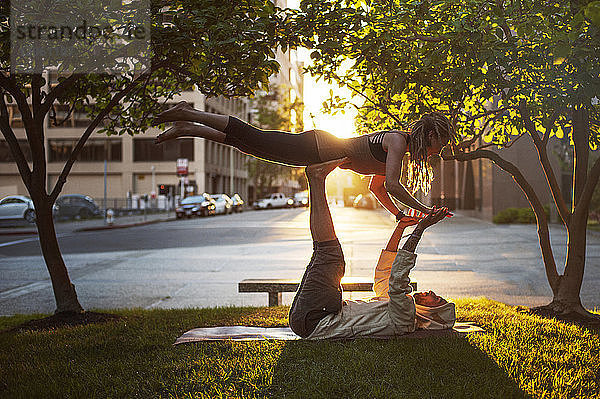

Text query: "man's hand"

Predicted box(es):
[417, 207, 448, 229]
[402, 206, 448, 253]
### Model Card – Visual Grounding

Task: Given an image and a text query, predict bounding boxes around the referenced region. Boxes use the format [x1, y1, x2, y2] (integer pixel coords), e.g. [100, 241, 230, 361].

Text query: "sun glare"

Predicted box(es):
[298, 48, 359, 139]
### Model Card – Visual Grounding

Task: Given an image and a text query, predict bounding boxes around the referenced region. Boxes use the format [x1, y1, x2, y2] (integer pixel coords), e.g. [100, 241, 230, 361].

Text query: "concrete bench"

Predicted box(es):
[239, 277, 418, 306]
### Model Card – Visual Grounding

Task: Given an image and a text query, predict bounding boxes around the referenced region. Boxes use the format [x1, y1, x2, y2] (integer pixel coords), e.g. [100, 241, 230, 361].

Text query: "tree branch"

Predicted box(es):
[0, 73, 34, 131]
[519, 100, 571, 227]
[495, 0, 514, 42]
[576, 155, 600, 220]
[405, 26, 445, 42]
[460, 105, 516, 121]
[543, 107, 563, 145]
[444, 148, 560, 293]
[342, 79, 404, 127]
[49, 101, 78, 127]
[49, 62, 166, 203]
[503, 131, 526, 149]
[0, 91, 32, 190]
[40, 74, 81, 117]
[29, 74, 47, 187]
[454, 113, 504, 151]
[572, 105, 589, 208]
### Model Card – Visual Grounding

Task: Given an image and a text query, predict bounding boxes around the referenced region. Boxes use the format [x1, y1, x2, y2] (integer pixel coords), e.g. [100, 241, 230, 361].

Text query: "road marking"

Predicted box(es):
[0, 237, 40, 248]
[0, 233, 71, 248]
[0, 281, 51, 300]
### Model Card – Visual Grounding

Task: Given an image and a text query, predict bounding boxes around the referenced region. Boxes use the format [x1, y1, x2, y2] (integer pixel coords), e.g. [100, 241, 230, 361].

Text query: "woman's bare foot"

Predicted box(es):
[306, 158, 348, 180]
[155, 121, 196, 144]
[153, 101, 194, 125]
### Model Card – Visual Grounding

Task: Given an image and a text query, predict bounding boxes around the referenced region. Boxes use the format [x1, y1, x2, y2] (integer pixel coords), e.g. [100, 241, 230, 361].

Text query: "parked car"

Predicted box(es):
[54, 194, 101, 219]
[293, 191, 309, 207]
[211, 194, 233, 215]
[230, 193, 244, 213]
[176, 194, 215, 219]
[353, 193, 377, 209]
[254, 193, 293, 209]
[0, 195, 36, 223]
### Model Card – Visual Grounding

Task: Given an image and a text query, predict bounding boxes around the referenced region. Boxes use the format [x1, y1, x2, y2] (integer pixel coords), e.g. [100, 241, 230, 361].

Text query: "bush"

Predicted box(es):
[516, 207, 536, 223]
[493, 208, 520, 224]
[493, 205, 550, 224]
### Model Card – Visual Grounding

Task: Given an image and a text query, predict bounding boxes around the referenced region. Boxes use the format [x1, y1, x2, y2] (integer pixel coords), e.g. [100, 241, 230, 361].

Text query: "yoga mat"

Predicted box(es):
[173, 322, 484, 345]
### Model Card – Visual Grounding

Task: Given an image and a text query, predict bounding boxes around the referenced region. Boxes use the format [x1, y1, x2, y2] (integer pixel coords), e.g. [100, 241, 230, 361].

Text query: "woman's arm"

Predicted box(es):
[369, 175, 400, 216]
[384, 134, 433, 214]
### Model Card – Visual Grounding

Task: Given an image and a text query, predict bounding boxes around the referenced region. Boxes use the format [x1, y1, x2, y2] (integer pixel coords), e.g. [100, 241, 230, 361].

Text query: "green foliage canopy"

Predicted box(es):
[0, 0, 297, 137]
[291, 0, 600, 147]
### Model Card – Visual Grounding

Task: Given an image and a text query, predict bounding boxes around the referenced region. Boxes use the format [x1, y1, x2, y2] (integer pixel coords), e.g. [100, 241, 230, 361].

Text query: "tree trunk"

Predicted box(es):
[33, 199, 84, 314]
[539, 217, 599, 318]
[539, 105, 598, 319]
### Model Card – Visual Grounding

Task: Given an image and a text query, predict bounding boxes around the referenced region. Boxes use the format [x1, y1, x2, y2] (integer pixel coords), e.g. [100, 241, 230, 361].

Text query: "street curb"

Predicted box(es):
[0, 229, 37, 236]
[74, 217, 177, 232]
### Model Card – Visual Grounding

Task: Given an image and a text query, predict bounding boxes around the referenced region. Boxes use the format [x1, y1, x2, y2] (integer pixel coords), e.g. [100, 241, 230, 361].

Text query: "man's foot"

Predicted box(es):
[155, 121, 196, 144]
[306, 158, 348, 180]
[152, 101, 194, 125]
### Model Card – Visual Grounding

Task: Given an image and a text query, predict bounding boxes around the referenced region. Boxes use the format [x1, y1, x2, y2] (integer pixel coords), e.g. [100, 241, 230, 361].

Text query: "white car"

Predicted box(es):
[0, 195, 36, 223]
[293, 191, 309, 207]
[211, 194, 233, 215]
[254, 193, 293, 209]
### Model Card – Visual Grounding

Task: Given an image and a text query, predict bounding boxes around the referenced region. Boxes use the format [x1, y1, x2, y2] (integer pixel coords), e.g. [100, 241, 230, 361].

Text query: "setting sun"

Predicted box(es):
[298, 49, 359, 139]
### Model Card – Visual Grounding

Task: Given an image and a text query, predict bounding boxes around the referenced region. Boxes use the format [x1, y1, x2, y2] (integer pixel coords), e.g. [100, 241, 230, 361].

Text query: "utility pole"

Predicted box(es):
[103, 158, 108, 222]
[230, 147, 234, 195]
[151, 165, 156, 208]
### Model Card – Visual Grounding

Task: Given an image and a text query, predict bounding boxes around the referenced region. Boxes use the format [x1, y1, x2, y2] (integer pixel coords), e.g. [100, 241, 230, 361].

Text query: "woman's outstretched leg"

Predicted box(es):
[155, 121, 226, 144]
[154, 102, 325, 166]
[154, 101, 229, 131]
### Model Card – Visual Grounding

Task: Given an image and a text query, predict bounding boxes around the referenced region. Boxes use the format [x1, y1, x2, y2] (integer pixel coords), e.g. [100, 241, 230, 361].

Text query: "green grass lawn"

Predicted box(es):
[1, 298, 599, 399]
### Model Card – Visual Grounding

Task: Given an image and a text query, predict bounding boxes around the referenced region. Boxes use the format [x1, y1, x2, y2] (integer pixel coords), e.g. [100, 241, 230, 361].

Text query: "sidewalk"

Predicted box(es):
[0, 211, 176, 235]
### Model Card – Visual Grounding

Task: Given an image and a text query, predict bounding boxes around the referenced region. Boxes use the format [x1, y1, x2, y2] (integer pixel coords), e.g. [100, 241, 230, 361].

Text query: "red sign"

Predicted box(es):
[177, 158, 188, 176]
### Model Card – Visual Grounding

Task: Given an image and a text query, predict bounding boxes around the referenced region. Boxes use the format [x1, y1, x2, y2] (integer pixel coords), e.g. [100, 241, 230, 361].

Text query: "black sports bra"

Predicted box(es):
[367, 131, 408, 163]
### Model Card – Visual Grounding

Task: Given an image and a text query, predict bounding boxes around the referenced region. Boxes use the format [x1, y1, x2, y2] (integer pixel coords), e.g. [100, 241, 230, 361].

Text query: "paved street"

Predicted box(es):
[0, 207, 599, 315]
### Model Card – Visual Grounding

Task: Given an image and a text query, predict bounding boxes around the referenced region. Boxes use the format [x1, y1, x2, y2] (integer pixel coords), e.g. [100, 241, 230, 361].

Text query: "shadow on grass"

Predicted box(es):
[0, 305, 553, 398]
[270, 337, 530, 399]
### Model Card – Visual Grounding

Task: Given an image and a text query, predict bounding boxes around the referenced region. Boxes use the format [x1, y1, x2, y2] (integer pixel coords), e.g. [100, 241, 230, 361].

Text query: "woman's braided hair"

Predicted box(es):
[406, 112, 455, 194]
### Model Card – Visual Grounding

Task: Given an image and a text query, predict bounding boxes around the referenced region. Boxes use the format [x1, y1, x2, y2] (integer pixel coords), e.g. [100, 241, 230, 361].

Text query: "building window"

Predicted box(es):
[48, 139, 122, 162]
[48, 104, 94, 128]
[6, 104, 26, 128]
[133, 138, 194, 162]
[0, 140, 32, 162]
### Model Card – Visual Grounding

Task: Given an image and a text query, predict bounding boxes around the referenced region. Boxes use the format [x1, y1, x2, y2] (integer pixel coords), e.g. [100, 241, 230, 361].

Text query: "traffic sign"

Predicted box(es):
[177, 158, 188, 176]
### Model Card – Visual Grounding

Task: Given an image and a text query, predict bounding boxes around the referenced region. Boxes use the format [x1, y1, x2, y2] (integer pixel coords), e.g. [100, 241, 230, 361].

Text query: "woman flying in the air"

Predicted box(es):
[154, 101, 454, 220]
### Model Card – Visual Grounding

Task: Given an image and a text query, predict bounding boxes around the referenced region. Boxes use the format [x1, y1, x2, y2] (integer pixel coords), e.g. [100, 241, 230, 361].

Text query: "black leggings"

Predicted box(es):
[223, 116, 322, 166]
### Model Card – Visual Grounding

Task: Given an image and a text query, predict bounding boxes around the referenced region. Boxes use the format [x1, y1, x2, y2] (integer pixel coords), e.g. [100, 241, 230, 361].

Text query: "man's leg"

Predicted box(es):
[306, 161, 340, 243]
[288, 159, 347, 338]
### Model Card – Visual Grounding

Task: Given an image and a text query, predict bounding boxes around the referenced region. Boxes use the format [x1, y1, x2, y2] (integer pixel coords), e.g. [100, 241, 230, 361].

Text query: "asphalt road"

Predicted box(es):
[1, 206, 599, 315]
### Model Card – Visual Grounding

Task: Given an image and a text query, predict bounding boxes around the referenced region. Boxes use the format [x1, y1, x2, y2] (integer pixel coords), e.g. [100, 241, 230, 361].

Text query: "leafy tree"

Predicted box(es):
[292, 0, 600, 318]
[0, 0, 293, 313]
[247, 84, 305, 199]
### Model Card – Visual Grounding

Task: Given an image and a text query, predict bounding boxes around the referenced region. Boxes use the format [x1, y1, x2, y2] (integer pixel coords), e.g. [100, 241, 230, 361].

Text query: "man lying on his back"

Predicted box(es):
[289, 159, 455, 339]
